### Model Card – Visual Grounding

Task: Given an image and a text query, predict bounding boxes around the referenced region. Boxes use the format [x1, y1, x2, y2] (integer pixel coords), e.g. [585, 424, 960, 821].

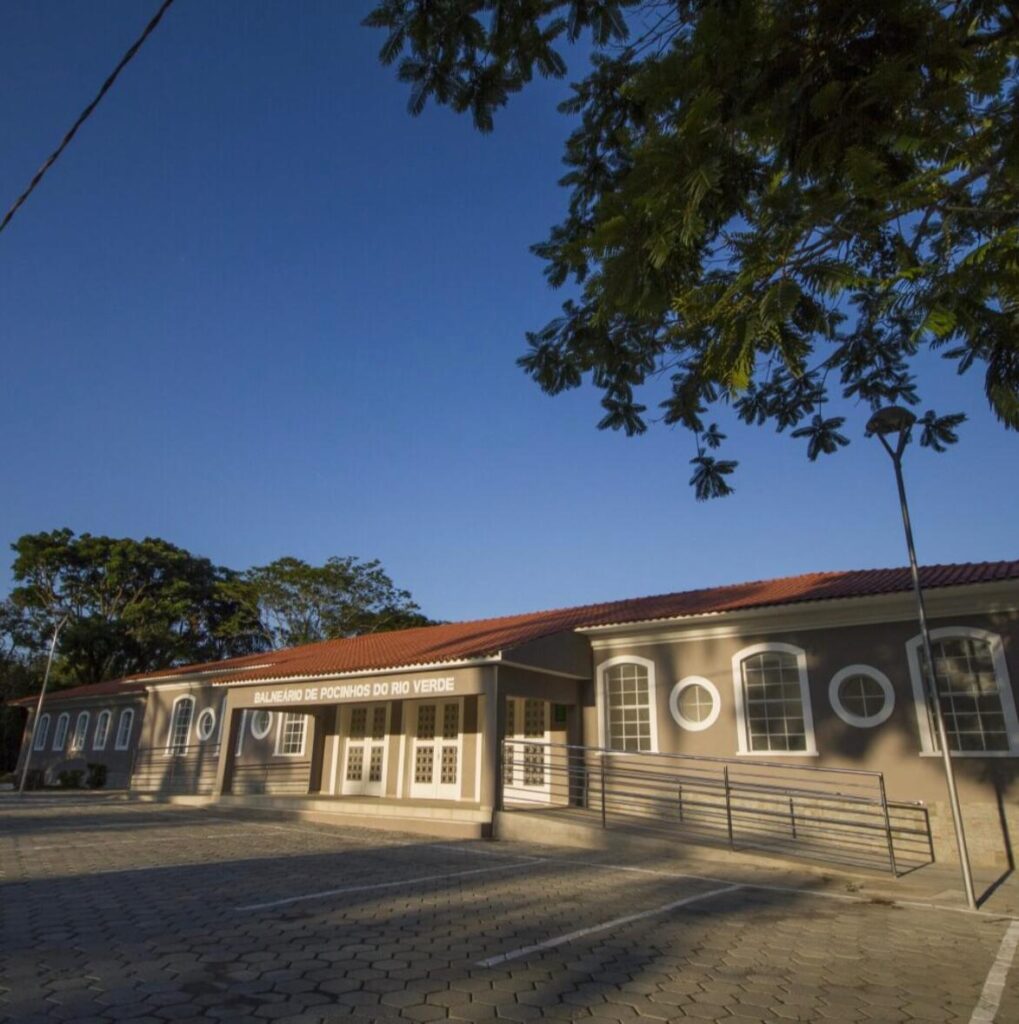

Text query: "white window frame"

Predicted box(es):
[53, 712, 70, 751]
[93, 709, 112, 751]
[195, 707, 217, 742]
[596, 655, 660, 753]
[829, 665, 895, 728]
[70, 711, 90, 753]
[275, 711, 307, 757]
[33, 713, 51, 751]
[669, 677, 721, 732]
[166, 695, 195, 755]
[732, 643, 817, 756]
[114, 708, 135, 751]
[906, 626, 1019, 757]
[250, 709, 273, 740]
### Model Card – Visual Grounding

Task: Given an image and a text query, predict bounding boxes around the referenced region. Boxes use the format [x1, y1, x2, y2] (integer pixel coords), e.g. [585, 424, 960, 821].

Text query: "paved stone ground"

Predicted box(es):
[1, 797, 1017, 1024]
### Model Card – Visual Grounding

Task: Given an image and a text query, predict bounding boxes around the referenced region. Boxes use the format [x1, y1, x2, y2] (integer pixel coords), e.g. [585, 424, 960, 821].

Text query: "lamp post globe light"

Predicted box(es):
[865, 406, 978, 910]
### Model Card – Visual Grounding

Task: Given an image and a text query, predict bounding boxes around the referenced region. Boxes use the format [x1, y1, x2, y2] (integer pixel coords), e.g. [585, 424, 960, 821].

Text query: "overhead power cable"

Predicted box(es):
[0, 0, 176, 238]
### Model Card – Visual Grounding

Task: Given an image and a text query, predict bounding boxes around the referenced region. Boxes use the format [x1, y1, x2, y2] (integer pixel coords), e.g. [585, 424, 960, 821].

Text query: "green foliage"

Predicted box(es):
[86, 763, 108, 789]
[368, 1, 1019, 494]
[0, 600, 41, 771]
[230, 556, 434, 650]
[57, 769, 84, 789]
[8, 530, 263, 685]
[3, 533, 433, 700]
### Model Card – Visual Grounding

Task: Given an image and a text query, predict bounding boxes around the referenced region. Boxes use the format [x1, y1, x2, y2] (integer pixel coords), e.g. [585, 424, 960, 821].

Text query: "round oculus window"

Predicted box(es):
[195, 708, 217, 741]
[829, 666, 895, 727]
[669, 677, 721, 731]
[250, 709, 273, 740]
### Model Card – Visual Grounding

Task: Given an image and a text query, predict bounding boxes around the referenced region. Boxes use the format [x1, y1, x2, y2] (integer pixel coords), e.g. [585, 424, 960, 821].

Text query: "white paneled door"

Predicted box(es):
[341, 704, 389, 796]
[503, 697, 551, 804]
[410, 700, 462, 800]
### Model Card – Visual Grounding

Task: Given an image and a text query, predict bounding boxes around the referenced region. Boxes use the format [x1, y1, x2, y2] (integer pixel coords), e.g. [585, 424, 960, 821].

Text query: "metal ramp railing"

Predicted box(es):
[498, 740, 934, 875]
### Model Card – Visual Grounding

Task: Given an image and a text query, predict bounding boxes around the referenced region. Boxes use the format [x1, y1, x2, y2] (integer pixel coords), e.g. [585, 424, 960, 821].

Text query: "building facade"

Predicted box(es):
[11, 561, 1019, 864]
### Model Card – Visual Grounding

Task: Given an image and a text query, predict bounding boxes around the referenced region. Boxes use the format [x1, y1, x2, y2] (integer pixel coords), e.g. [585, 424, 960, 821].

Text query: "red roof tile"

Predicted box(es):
[11, 560, 1017, 699]
[158, 559, 1019, 685]
[7, 678, 148, 707]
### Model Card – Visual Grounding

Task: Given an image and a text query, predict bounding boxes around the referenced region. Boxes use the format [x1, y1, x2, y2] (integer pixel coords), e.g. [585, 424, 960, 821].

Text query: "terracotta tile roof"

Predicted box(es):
[174, 559, 1019, 685]
[7, 678, 148, 707]
[11, 560, 1016, 698]
[124, 648, 279, 682]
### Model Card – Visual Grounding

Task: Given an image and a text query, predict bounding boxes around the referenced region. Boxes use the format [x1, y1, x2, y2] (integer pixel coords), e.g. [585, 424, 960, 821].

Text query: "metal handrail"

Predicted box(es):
[498, 739, 934, 875]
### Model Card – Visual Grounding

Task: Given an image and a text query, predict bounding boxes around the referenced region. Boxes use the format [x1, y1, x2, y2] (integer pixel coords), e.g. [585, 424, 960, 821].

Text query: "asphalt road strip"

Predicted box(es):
[475, 883, 743, 968]
[235, 857, 545, 912]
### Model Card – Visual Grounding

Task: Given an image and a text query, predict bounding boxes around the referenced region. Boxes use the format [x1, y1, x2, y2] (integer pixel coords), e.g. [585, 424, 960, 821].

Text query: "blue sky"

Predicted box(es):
[1, 0, 1016, 623]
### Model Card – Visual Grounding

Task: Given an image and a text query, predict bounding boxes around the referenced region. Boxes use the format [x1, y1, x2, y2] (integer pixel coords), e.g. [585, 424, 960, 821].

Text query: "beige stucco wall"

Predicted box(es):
[16, 697, 145, 789]
[587, 605, 1019, 863]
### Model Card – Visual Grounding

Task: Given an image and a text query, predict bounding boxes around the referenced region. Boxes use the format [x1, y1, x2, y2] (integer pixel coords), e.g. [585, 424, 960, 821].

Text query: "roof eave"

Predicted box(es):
[575, 578, 1019, 638]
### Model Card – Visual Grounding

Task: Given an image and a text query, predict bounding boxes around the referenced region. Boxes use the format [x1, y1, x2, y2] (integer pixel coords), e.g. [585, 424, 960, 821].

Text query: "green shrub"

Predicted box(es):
[86, 763, 107, 789]
[57, 769, 84, 789]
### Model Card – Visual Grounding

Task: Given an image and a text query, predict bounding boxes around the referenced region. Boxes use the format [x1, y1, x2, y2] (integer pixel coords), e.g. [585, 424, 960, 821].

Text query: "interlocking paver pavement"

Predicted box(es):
[1, 796, 1017, 1023]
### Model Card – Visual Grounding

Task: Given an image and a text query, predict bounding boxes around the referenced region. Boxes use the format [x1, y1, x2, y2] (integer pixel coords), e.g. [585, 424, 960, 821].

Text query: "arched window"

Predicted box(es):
[33, 713, 51, 751]
[115, 708, 135, 750]
[906, 627, 1019, 755]
[732, 643, 816, 755]
[167, 696, 195, 755]
[32, 712, 51, 753]
[53, 712, 70, 751]
[93, 710, 112, 751]
[597, 656, 658, 752]
[70, 711, 90, 752]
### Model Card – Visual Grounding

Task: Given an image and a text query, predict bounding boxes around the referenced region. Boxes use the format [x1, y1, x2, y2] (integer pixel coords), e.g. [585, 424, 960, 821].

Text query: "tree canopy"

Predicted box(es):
[366, 0, 1019, 497]
[225, 556, 433, 651]
[8, 530, 263, 685]
[3, 530, 434, 688]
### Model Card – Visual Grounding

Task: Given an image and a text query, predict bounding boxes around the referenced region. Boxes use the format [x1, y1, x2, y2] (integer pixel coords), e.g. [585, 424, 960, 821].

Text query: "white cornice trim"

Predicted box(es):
[583, 582, 1019, 650]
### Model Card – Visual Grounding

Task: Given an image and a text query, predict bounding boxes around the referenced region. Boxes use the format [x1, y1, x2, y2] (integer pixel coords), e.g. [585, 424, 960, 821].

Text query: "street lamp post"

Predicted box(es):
[17, 615, 69, 797]
[866, 406, 977, 910]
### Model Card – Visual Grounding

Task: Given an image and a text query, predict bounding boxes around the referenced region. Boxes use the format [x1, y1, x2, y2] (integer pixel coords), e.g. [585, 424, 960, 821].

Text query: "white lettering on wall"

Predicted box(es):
[247, 675, 460, 707]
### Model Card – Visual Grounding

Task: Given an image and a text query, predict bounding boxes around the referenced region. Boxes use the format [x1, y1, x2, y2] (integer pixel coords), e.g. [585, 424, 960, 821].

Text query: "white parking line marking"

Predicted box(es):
[970, 920, 1019, 1023]
[475, 884, 742, 968]
[235, 857, 545, 912]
